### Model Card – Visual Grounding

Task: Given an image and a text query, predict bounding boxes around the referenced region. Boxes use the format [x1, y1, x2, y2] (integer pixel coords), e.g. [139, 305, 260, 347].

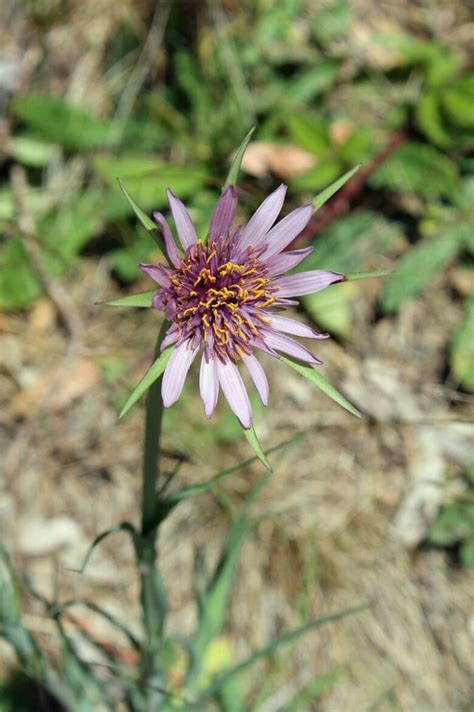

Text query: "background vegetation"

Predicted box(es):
[0, 0, 473, 710]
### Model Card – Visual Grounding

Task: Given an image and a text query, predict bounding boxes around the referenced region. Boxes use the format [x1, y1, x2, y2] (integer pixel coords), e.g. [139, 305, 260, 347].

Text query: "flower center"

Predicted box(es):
[164, 240, 275, 359]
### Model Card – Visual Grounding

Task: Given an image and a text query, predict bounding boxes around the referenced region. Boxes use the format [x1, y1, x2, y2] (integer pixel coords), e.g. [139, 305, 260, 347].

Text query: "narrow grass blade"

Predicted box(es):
[279, 665, 345, 712]
[313, 165, 360, 210]
[201, 604, 368, 700]
[99, 291, 155, 308]
[224, 126, 256, 188]
[164, 431, 307, 508]
[243, 424, 272, 471]
[50, 598, 141, 651]
[120, 346, 174, 418]
[73, 522, 137, 574]
[118, 177, 156, 231]
[345, 270, 391, 281]
[281, 357, 362, 418]
[187, 475, 270, 689]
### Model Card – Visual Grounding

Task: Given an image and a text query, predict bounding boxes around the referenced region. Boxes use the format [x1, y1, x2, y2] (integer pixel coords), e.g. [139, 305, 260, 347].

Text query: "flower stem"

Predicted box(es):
[138, 321, 169, 685]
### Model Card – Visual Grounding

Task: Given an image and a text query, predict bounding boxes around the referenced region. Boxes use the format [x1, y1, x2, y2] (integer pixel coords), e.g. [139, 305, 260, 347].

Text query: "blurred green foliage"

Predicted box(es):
[2, 1, 472, 386]
[427, 462, 474, 568]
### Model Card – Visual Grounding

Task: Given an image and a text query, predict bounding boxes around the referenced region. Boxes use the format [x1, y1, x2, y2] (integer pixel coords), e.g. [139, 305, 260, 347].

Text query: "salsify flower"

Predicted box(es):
[139, 185, 345, 428]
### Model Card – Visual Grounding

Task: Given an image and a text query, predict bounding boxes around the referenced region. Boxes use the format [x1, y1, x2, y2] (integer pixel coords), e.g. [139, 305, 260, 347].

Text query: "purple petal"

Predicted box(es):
[265, 247, 314, 277]
[209, 186, 237, 244]
[162, 340, 199, 407]
[216, 359, 252, 428]
[238, 184, 287, 250]
[243, 354, 269, 406]
[199, 355, 219, 418]
[260, 204, 314, 257]
[160, 329, 179, 350]
[269, 314, 329, 340]
[262, 331, 322, 365]
[166, 189, 197, 251]
[139, 263, 171, 287]
[153, 212, 181, 268]
[275, 270, 345, 297]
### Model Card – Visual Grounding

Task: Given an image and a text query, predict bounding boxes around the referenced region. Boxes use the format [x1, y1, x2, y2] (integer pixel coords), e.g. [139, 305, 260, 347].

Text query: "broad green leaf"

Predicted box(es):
[415, 93, 452, 148]
[427, 503, 474, 546]
[74, 522, 137, 574]
[120, 346, 174, 418]
[370, 142, 459, 198]
[0, 237, 43, 310]
[312, 1, 354, 43]
[100, 291, 155, 308]
[281, 357, 362, 418]
[200, 604, 367, 701]
[302, 283, 353, 339]
[286, 62, 339, 103]
[11, 95, 110, 150]
[460, 539, 474, 568]
[382, 225, 466, 313]
[287, 114, 330, 155]
[224, 126, 256, 188]
[313, 165, 360, 210]
[38, 188, 106, 260]
[243, 424, 271, 471]
[292, 161, 342, 193]
[95, 156, 208, 212]
[450, 295, 474, 392]
[10, 136, 59, 166]
[345, 270, 391, 281]
[118, 178, 156, 231]
[442, 77, 474, 130]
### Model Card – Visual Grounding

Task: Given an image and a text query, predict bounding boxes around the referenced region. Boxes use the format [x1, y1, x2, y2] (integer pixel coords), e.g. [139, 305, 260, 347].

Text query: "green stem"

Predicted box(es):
[138, 321, 169, 689]
[141, 321, 167, 535]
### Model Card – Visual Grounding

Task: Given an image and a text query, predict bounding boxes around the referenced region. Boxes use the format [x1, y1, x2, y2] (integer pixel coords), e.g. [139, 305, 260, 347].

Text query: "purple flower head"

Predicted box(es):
[139, 185, 345, 428]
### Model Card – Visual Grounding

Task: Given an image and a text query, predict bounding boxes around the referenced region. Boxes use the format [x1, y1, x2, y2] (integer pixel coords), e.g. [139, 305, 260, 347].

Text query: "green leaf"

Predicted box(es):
[370, 142, 459, 198]
[291, 161, 342, 193]
[38, 188, 106, 261]
[11, 95, 110, 150]
[286, 62, 339, 103]
[345, 270, 391, 281]
[302, 283, 353, 339]
[442, 75, 474, 129]
[224, 126, 256, 188]
[10, 136, 59, 167]
[280, 665, 345, 712]
[200, 604, 367, 701]
[415, 93, 452, 148]
[427, 503, 474, 546]
[242, 424, 271, 471]
[313, 165, 360, 210]
[74, 522, 137, 574]
[281, 357, 362, 418]
[382, 225, 466, 313]
[450, 294, 474, 392]
[118, 178, 156, 231]
[0, 237, 43, 310]
[100, 291, 155, 308]
[120, 346, 174, 418]
[95, 156, 208, 213]
[287, 114, 330, 155]
[460, 538, 474, 568]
